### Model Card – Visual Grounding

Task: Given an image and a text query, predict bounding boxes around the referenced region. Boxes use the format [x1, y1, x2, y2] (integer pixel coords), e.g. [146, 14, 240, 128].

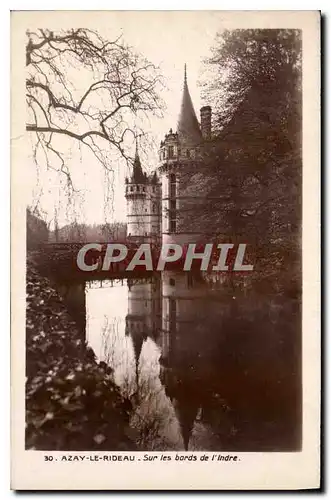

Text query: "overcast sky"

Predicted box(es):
[26, 12, 225, 227]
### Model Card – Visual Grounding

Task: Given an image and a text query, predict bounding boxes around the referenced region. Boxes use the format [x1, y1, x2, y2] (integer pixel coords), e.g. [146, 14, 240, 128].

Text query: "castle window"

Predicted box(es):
[169, 218, 177, 233]
[152, 203, 156, 213]
[168, 145, 174, 158]
[169, 173, 176, 199]
[143, 186, 146, 192]
[169, 278, 175, 286]
[130, 186, 133, 192]
[137, 185, 140, 192]
[169, 196, 176, 232]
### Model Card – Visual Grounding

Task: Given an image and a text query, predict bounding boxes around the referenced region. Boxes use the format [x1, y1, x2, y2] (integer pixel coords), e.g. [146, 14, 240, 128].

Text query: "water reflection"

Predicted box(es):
[63, 271, 301, 451]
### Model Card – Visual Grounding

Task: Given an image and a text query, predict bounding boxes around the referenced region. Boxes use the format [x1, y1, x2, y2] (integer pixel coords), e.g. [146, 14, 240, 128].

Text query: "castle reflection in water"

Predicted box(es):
[60, 271, 301, 452]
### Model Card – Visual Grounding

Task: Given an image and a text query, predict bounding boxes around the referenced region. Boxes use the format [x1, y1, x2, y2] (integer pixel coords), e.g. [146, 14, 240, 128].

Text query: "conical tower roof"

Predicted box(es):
[177, 64, 201, 145]
[174, 397, 199, 451]
[132, 139, 147, 184]
[131, 331, 145, 363]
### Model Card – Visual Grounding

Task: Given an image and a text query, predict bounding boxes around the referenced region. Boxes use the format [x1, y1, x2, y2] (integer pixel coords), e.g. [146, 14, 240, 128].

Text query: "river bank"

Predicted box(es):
[25, 256, 136, 451]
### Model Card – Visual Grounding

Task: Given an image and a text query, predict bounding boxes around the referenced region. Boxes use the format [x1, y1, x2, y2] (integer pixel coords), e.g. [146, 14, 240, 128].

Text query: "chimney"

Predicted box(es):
[200, 106, 211, 140]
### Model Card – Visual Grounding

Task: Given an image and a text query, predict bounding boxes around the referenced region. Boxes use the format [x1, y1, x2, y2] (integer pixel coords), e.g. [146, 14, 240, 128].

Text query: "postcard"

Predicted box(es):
[11, 10, 320, 490]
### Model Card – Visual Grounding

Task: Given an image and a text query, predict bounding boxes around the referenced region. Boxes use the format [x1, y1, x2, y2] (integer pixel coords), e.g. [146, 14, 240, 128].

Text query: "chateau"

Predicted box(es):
[125, 65, 212, 246]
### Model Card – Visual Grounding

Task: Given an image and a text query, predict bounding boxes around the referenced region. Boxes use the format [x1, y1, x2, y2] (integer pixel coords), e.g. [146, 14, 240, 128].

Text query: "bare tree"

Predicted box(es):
[26, 28, 164, 186]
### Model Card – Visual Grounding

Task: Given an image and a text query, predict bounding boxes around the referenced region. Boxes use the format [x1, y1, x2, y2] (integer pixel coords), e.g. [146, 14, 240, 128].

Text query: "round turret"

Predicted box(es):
[125, 142, 162, 243]
[157, 66, 204, 245]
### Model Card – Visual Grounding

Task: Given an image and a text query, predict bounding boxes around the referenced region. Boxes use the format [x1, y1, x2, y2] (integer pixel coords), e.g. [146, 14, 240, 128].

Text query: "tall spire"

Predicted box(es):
[135, 136, 139, 160]
[131, 330, 145, 364]
[134, 136, 141, 168]
[174, 396, 199, 451]
[132, 136, 146, 184]
[177, 64, 201, 145]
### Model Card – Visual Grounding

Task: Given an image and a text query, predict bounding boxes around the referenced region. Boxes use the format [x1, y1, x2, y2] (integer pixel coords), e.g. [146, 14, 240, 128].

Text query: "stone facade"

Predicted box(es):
[125, 65, 212, 246]
[125, 144, 162, 244]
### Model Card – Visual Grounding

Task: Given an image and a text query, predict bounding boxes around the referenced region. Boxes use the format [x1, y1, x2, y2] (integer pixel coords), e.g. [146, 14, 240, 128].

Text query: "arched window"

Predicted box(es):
[169, 173, 176, 199]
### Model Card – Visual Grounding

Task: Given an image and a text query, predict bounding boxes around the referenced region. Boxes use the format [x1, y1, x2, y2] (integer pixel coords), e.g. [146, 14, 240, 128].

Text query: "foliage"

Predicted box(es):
[48, 220, 127, 243]
[181, 29, 302, 289]
[26, 208, 50, 249]
[26, 263, 135, 450]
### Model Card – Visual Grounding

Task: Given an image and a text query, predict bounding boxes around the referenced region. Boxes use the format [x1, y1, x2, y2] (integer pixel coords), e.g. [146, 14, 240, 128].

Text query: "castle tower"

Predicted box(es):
[125, 277, 161, 370]
[125, 141, 162, 244]
[158, 270, 207, 363]
[157, 270, 208, 450]
[158, 65, 212, 245]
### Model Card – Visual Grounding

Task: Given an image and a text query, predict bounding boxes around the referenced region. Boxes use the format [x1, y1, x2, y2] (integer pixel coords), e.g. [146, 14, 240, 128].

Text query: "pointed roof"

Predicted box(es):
[132, 139, 147, 184]
[131, 331, 145, 363]
[177, 64, 201, 145]
[174, 397, 199, 451]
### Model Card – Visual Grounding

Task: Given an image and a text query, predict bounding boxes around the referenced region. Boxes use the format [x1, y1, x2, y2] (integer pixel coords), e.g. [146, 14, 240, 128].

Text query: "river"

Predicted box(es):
[58, 270, 301, 452]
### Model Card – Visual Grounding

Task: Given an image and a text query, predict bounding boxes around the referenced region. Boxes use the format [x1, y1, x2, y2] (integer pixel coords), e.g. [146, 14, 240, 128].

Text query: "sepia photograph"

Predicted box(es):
[11, 10, 320, 490]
